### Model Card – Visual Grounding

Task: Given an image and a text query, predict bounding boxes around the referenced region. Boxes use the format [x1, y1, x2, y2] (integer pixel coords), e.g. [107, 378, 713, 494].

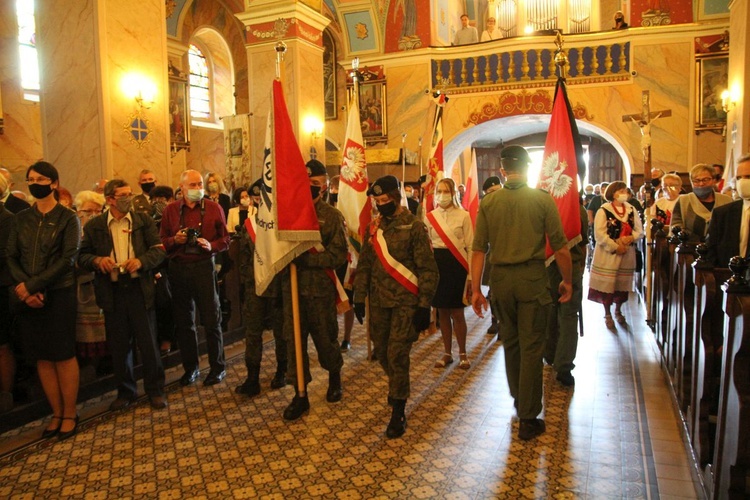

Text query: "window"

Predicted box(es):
[16, 0, 39, 101]
[188, 44, 210, 120]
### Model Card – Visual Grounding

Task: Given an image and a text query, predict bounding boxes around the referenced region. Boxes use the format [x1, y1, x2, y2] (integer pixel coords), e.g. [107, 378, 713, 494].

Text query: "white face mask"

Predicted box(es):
[615, 193, 629, 204]
[405, 191, 413, 199]
[436, 193, 452, 208]
[240, 198, 251, 207]
[736, 178, 750, 200]
[186, 188, 204, 202]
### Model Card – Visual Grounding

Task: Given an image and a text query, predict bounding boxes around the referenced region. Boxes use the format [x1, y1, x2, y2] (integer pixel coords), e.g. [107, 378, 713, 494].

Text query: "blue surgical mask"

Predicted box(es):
[186, 189, 204, 202]
[692, 185, 713, 199]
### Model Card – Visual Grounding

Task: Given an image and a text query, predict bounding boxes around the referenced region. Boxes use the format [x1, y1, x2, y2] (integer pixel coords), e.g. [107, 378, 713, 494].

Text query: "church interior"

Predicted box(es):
[1, 0, 749, 498]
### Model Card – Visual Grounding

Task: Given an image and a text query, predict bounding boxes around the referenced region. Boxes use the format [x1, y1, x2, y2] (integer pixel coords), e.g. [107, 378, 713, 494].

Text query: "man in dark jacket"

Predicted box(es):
[79, 179, 167, 410]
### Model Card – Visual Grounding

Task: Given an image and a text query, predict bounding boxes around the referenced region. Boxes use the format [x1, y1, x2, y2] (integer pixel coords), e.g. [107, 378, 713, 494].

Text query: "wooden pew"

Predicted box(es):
[650, 221, 672, 357]
[690, 245, 730, 473]
[710, 258, 750, 499]
[672, 232, 697, 412]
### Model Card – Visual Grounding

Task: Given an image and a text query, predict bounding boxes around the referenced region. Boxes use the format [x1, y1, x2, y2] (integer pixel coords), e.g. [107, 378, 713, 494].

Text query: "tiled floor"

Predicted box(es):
[0, 285, 703, 499]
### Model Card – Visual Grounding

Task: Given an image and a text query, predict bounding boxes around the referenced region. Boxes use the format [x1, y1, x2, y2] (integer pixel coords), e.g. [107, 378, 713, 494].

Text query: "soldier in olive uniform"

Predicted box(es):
[282, 160, 348, 421]
[471, 146, 572, 441]
[353, 175, 438, 438]
[236, 179, 287, 397]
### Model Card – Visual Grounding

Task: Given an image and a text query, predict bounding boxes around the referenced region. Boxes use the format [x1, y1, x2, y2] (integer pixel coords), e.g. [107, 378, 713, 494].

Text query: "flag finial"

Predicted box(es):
[554, 32, 568, 79]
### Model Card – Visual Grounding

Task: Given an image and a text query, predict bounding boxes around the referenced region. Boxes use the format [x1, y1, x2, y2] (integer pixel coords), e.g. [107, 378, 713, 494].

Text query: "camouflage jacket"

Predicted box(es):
[282, 198, 348, 298]
[353, 208, 438, 309]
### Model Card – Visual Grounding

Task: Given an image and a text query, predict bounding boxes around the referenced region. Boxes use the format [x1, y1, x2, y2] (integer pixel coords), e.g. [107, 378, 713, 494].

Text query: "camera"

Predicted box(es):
[184, 227, 202, 254]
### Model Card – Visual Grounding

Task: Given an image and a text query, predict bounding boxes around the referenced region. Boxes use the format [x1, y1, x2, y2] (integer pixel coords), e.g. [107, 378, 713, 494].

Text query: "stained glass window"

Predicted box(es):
[188, 44, 210, 120]
[16, 0, 39, 101]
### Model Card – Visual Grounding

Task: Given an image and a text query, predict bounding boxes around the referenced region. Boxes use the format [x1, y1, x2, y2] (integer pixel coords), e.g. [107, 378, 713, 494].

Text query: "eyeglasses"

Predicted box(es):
[26, 176, 51, 184]
[110, 194, 133, 200]
[691, 177, 714, 186]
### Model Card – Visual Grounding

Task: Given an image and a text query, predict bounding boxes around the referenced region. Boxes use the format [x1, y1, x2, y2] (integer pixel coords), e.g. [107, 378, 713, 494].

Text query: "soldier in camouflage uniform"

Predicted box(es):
[353, 175, 438, 438]
[282, 160, 348, 421]
[236, 179, 287, 397]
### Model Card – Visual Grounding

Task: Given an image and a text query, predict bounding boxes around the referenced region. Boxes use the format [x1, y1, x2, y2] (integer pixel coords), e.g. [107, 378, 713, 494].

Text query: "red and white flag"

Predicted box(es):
[338, 94, 371, 256]
[254, 80, 321, 295]
[424, 96, 446, 212]
[537, 78, 586, 261]
[462, 149, 479, 226]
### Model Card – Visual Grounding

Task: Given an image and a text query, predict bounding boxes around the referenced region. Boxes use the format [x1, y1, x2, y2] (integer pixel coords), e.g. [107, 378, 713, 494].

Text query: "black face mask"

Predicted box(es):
[376, 200, 397, 217]
[28, 183, 54, 199]
[329, 193, 338, 204]
[311, 185, 324, 200]
[141, 182, 155, 194]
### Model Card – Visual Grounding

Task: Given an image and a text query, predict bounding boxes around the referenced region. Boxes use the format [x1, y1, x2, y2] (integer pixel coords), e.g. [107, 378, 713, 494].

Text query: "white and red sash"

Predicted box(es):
[244, 217, 257, 243]
[310, 244, 351, 313]
[371, 222, 419, 296]
[426, 210, 469, 272]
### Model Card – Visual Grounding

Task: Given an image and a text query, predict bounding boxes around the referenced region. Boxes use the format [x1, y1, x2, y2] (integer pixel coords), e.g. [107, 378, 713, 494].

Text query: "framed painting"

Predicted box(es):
[695, 54, 728, 129]
[323, 30, 337, 120]
[353, 79, 387, 144]
[169, 75, 190, 150]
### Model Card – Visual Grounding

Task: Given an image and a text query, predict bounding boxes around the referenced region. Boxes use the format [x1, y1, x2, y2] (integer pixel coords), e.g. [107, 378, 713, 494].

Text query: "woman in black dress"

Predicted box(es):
[7, 161, 81, 439]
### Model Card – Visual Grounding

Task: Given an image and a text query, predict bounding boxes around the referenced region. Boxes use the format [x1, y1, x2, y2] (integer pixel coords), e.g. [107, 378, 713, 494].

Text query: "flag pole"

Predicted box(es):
[275, 37, 306, 397]
[418, 136, 423, 176]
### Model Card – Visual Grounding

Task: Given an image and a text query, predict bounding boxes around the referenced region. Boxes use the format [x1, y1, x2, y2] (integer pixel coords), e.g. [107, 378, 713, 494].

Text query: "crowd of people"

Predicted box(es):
[2, 150, 749, 443]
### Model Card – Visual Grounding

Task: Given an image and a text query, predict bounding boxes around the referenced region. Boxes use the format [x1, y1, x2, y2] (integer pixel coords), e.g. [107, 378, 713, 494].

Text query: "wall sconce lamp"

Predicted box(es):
[720, 89, 738, 114]
[304, 116, 324, 140]
[121, 73, 156, 149]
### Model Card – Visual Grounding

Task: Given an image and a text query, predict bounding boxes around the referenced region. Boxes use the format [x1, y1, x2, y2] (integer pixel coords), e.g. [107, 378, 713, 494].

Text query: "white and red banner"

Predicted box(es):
[424, 96, 446, 213]
[537, 78, 586, 261]
[338, 94, 371, 256]
[462, 149, 479, 226]
[254, 80, 321, 295]
[371, 225, 419, 295]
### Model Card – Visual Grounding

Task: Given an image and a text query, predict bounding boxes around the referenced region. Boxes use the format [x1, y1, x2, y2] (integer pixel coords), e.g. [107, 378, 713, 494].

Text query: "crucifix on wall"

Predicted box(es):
[622, 90, 672, 170]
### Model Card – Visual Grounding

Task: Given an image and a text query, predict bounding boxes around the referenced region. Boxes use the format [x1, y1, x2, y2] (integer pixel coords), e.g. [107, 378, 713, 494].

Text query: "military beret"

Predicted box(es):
[500, 145, 531, 168]
[418, 174, 427, 184]
[367, 175, 400, 196]
[482, 176, 501, 192]
[250, 178, 263, 196]
[306, 159, 327, 177]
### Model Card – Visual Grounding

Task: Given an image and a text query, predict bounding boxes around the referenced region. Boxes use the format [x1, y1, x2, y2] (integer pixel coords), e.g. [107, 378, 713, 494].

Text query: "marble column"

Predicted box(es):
[239, 0, 329, 179]
[36, 0, 171, 195]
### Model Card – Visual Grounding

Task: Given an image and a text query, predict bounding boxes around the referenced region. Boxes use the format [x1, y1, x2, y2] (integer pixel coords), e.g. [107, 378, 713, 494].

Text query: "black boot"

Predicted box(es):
[386, 399, 407, 438]
[326, 371, 342, 403]
[235, 365, 261, 397]
[270, 363, 287, 389]
[283, 390, 310, 421]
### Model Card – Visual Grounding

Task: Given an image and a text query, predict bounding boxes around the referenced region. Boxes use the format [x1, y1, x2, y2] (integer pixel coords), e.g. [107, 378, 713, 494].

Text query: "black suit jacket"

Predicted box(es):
[3, 194, 31, 214]
[705, 199, 743, 268]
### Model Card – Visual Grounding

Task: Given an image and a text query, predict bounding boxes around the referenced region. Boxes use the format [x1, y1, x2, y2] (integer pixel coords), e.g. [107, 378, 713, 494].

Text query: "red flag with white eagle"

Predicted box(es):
[424, 95, 446, 212]
[338, 93, 371, 255]
[462, 149, 479, 226]
[254, 80, 321, 295]
[537, 78, 585, 260]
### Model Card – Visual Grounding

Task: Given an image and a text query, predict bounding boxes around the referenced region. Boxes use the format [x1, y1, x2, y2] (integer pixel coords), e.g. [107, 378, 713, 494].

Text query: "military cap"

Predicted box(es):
[500, 145, 531, 170]
[367, 175, 400, 196]
[306, 159, 327, 177]
[250, 178, 263, 196]
[482, 176, 501, 192]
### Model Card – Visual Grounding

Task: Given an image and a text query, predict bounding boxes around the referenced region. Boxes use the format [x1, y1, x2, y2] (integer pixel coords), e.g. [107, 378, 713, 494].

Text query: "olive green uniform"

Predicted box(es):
[238, 225, 286, 377]
[282, 199, 347, 386]
[353, 209, 438, 399]
[472, 180, 567, 419]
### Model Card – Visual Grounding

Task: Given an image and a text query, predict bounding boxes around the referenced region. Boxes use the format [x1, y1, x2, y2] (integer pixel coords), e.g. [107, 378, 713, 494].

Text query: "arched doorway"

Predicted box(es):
[443, 115, 634, 189]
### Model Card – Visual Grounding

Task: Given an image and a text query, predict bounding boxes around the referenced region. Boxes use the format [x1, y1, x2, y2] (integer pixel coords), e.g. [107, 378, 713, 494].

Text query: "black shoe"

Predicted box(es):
[340, 340, 351, 352]
[270, 371, 286, 390]
[283, 395, 310, 421]
[41, 416, 62, 439]
[386, 399, 407, 439]
[109, 396, 136, 411]
[556, 371, 575, 387]
[235, 379, 261, 397]
[58, 415, 79, 441]
[180, 369, 200, 386]
[149, 396, 168, 410]
[326, 371, 343, 403]
[204, 370, 226, 386]
[519, 418, 546, 441]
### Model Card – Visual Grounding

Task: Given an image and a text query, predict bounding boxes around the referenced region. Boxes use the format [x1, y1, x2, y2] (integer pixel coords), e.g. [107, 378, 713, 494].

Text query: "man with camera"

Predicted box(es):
[160, 170, 230, 386]
[78, 179, 168, 410]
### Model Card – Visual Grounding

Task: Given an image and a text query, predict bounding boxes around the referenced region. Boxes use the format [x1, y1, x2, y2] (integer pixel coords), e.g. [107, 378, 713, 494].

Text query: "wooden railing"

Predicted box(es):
[647, 223, 750, 499]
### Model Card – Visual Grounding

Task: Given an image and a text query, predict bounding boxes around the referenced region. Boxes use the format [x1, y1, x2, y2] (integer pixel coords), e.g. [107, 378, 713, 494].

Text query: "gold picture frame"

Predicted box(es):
[169, 75, 190, 150]
[350, 79, 387, 145]
[695, 54, 728, 130]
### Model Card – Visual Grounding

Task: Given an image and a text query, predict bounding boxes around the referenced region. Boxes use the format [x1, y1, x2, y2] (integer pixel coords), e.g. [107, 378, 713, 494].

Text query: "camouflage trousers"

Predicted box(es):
[282, 289, 343, 388]
[369, 305, 419, 400]
[242, 286, 286, 373]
